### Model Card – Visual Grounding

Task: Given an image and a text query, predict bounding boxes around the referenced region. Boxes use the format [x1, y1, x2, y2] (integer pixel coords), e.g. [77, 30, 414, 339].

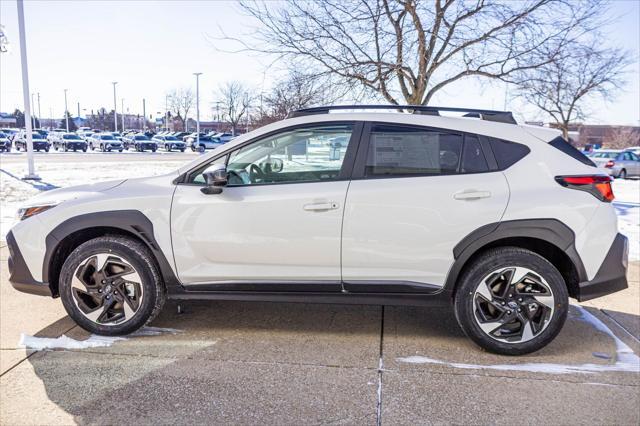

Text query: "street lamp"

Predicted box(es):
[63, 89, 69, 132]
[121, 98, 125, 131]
[111, 82, 118, 131]
[16, 0, 39, 180]
[31, 92, 36, 129]
[194, 72, 202, 148]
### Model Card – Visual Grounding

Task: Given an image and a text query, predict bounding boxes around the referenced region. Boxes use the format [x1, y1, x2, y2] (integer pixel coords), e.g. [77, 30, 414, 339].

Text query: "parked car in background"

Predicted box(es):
[111, 132, 123, 142]
[88, 133, 123, 152]
[3, 128, 20, 142]
[209, 132, 234, 143]
[625, 146, 640, 156]
[590, 149, 640, 179]
[172, 132, 190, 141]
[54, 133, 88, 152]
[0, 131, 11, 152]
[14, 130, 50, 152]
[153, 135, 186, 152]
[77, 130, 94, 141]
[132, 134, 157, 152]
[188, 135, 222, 152]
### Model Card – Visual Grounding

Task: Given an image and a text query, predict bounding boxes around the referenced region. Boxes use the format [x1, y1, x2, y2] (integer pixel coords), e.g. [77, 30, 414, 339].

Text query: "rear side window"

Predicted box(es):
[489, 138, 530, 169]
[365, 125, 463, 176]
[549, 136, 595, 167]
[460, 135, 489, 173]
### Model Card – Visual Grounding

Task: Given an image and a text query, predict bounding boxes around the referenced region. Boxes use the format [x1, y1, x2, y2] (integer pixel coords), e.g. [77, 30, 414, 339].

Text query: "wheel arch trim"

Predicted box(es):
[445, 219, 588, 293]
[44, 210, 180, 296]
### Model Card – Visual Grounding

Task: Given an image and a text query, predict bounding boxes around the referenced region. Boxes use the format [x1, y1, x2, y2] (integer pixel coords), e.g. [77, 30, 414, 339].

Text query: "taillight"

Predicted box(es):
[605, 160, 615, 168]
[555, 175, 614, 202]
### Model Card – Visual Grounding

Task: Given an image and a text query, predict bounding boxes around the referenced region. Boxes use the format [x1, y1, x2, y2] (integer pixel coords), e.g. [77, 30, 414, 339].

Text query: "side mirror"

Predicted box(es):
[262, 158, 284, 173]
[201, 165, 228, 195]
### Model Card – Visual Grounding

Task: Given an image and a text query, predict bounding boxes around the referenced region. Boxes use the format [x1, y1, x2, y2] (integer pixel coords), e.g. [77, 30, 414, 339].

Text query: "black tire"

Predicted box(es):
[180, 148, 185, 153]
[45, 146, 50, 152]
[64, 145, 69, 152]
[82, 147, 87, 152]
[59, 235, 166, 336]
[198, 145, 205, 153]
[166, 145, 171, 152]
[119, 149, 123, 152]
[454, 246, 568, 356]
[618, 169, 627, 179]
[151, 147, 157, 152]
[100, 144, 104, 151]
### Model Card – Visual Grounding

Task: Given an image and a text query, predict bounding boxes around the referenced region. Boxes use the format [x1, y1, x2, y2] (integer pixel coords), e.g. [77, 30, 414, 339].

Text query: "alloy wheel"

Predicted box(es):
[70, 253, 144, 325]
[473, 267, 555, 344]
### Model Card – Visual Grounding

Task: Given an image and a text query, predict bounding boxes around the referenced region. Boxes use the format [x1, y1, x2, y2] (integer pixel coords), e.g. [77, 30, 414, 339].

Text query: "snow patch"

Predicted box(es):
[397, 306, 640, 375]
[19, 333, 126, 350]
[18, 326, 183, 350]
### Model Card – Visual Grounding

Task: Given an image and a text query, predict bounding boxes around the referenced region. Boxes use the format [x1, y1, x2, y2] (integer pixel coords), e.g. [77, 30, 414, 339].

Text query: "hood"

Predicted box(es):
[22, 179, 126, 208]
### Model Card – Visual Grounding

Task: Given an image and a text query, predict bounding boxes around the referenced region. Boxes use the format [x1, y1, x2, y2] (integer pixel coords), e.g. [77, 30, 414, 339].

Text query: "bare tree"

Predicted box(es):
[605, 126, 640, 149]
[167, 88, 194, 131]
[513, 42, 630, 139]
[217, 81, 252, 135]
[224, 0, 603, 105]
[251, 71, 329, 127]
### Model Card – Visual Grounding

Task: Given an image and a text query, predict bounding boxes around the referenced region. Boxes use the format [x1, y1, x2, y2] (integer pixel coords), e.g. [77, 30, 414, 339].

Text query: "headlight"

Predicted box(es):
[16, 204, 57, 221]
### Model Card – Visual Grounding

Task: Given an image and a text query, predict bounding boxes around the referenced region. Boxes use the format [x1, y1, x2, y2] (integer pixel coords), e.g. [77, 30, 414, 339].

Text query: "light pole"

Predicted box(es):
[142, 98, 146, 131]
[165, 94, 169, 131]
[111, 81, 118, 131]
[121, 98, 125, 131]
[63, 89, 69, 132]
[215, 101, 220, 131]
[31, 93, 36, 128]
[16, 0, 39, 180]
[37, 92, 41, 128]
[194, 72, 202, 147]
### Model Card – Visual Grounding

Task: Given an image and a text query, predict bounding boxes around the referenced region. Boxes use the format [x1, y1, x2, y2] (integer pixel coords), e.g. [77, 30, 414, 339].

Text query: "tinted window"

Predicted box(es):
[461, 135, 489, 173]
[549, 136, 595, 167]
[100, 135, 115, 140]
[489, 138, 530, 169]
[365, 125, 463, 176]
[134, 135, 148, 140]
[63, 134, 81, 140]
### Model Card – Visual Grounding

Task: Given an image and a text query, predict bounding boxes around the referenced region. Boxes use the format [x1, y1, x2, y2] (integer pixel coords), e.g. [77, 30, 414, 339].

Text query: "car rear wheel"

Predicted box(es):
[618, 169, 627, 179]
[59, 236, 166, 336]
[454, 247, 568, 355]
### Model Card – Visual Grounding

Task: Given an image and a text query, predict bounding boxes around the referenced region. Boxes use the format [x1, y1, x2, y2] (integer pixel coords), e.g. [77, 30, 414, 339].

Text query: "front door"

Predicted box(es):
[171, 122, 360, 289]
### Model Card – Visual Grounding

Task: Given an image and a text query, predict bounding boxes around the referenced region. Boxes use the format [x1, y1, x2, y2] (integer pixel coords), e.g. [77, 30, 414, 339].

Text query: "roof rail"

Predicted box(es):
[287, 105, 517, 124]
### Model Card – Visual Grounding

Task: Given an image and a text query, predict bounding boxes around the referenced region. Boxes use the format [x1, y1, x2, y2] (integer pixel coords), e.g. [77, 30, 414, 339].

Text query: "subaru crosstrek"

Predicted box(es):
[6, 105, 628, 355]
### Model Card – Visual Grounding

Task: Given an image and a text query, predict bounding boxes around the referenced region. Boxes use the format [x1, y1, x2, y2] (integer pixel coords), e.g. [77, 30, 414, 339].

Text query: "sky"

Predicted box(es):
[0, 0, 639, 125]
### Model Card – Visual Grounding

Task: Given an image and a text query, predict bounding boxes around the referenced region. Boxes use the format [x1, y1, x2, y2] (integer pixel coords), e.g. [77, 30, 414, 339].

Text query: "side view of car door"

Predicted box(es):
[170, 122, 362, 290]
[341, 123, 511, 291]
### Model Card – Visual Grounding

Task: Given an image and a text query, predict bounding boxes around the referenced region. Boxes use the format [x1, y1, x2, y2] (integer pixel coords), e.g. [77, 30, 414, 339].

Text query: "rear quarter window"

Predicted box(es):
[549, 136, 596, 167]
[489, 138, 531, 169]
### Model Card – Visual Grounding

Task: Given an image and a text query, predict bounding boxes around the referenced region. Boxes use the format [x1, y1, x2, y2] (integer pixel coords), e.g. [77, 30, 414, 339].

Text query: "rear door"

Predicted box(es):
[341, 123, 510, 291]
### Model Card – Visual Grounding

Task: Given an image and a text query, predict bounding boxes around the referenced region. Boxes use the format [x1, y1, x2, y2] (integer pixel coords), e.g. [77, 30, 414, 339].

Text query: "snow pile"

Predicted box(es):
[397, 306, 640, 374]
[612, 179, 639, 261]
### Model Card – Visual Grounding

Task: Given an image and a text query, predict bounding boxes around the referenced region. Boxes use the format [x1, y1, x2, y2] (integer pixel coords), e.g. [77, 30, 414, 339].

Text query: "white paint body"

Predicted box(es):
[9, 113, 618, 289]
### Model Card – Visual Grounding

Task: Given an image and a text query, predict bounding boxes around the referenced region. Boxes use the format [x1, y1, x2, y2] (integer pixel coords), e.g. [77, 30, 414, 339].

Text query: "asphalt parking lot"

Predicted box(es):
[1, 241, 638, 424]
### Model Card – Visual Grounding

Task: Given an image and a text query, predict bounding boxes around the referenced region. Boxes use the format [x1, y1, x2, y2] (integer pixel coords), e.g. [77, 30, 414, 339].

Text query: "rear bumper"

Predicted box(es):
[6, 231, 52, 297]
[576, 233, 629, 302]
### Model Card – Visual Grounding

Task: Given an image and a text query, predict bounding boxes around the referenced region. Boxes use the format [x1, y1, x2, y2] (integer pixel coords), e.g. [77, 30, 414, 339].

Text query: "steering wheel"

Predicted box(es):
[249, 164, 266, 182]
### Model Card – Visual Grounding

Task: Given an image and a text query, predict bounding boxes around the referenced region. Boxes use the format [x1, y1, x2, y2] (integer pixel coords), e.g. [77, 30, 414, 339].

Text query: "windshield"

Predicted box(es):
[63, 134, 81, 140]
[100, 135, 115, 140]
[592, 152, 618, 159]
[165, 136, 178, 141]
[32, 133, 45, 140]
[134, 135, 149, 140]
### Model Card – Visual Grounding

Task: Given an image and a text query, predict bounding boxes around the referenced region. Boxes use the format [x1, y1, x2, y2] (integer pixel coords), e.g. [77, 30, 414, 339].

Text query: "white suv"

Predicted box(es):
[7, 106, 628, 355]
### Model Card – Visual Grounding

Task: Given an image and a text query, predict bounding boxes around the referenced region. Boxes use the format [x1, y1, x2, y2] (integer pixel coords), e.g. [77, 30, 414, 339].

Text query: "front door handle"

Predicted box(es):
[454, 190, 492, 200]
[303, 202, 339, 211]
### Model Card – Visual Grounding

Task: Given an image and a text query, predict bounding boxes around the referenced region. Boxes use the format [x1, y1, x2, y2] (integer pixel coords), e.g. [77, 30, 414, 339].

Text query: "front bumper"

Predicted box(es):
[65, 142, 87, 149]
[576, 233, 629, 301]
[6, 231, 52, 297]
[33, 142, 50, 150]
[137, 143, 157, 150]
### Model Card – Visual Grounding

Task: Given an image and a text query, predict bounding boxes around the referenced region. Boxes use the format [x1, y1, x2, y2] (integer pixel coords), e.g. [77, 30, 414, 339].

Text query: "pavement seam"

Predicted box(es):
[599, 309, 640, 344]
[376, 306, 385, 426]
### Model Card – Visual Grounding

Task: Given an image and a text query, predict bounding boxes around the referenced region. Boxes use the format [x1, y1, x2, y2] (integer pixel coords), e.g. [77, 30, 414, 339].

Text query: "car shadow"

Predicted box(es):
[14, 301, 640, 424]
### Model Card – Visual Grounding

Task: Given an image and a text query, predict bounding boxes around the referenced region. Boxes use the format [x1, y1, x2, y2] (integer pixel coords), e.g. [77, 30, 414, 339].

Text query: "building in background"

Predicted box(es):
[0, 112, 17, 127]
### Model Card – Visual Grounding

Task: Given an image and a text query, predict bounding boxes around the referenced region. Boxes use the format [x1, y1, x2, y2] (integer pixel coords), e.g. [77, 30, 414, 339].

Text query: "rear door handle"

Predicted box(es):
[303, 202, 339, 211]
[454, 190, 492, 200]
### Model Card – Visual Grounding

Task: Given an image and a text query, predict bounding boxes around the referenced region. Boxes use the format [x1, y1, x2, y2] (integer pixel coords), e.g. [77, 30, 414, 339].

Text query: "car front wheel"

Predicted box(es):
[454, 247, 568, 356]
[618, 169, 627, 179]
[59, 236, 166, 336]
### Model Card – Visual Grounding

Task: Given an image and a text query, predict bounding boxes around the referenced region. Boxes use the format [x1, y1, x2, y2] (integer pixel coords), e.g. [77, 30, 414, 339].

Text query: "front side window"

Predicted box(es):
[364, 125, 464, 176]
[226, 124, 354, 186]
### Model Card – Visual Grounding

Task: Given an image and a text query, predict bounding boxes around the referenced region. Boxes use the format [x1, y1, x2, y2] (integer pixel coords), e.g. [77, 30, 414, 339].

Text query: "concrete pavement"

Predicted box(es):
[1, 243, 639, 424]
